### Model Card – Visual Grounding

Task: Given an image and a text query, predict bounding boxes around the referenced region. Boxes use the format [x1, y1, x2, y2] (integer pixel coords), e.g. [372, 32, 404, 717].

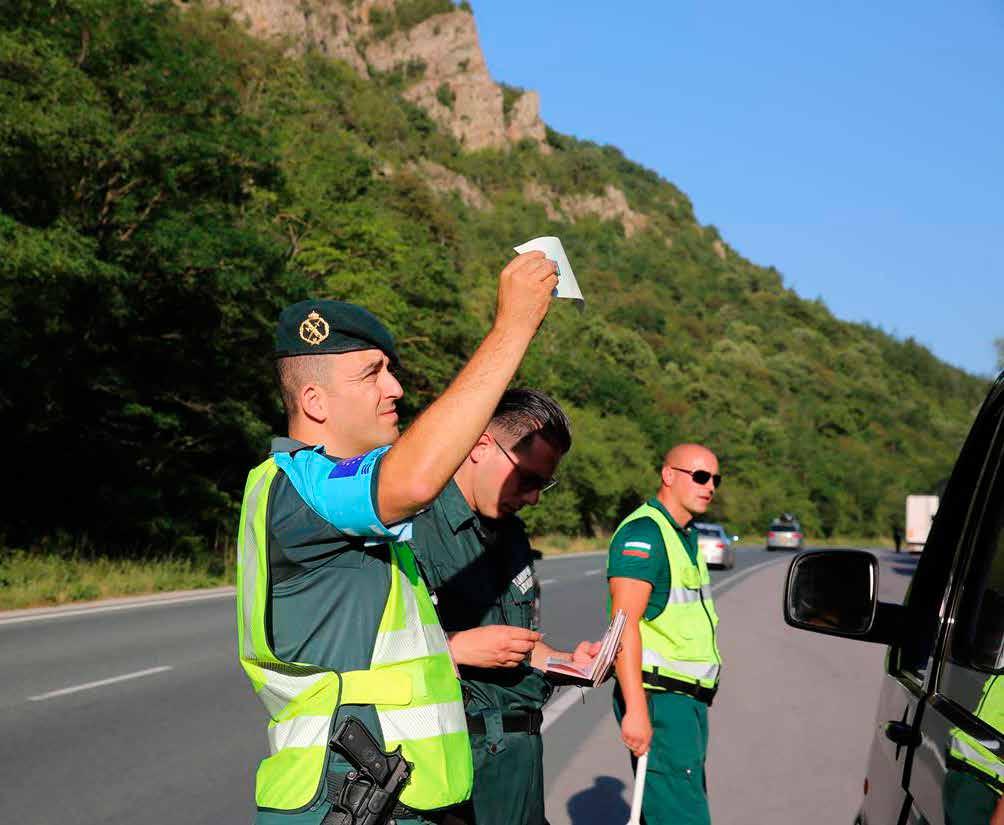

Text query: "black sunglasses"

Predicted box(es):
[671, 466, 722, 489]
[495, 439, 559, 494]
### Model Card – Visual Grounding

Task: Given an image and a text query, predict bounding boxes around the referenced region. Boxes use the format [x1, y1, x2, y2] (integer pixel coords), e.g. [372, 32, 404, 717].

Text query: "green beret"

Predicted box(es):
[274, 299, 399, 362]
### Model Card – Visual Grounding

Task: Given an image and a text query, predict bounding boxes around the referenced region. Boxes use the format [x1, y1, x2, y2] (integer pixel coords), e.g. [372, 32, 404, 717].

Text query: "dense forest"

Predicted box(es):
[0, 0, 991, 564]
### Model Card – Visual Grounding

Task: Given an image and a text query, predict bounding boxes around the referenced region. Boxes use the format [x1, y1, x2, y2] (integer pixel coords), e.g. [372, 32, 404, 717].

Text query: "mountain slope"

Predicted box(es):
[0, 0, 987, 556]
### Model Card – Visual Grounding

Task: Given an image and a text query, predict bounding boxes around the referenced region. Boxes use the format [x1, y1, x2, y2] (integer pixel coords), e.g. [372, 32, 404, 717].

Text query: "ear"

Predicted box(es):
[660, 464, 674, 488]
[300, 383, 328, 424]
[469, 431, 494, 464]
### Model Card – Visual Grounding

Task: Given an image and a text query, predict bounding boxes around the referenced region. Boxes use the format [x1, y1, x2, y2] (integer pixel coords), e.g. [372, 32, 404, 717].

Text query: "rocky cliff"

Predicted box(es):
[207, 0, 546, 151]
[204, 0, 655, 236]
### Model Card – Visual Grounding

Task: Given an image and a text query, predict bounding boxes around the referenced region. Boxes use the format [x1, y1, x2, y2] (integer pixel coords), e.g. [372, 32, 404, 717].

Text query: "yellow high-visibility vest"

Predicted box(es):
[235, 457, 473, 813]
[614, 502, 722, 690]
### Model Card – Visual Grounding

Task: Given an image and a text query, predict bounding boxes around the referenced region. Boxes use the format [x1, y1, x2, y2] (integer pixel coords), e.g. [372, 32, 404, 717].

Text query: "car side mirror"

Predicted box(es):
[784, 550, 878, 637]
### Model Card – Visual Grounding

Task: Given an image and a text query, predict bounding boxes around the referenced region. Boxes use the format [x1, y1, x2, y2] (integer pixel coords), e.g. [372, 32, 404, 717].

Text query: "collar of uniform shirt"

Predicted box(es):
[439, 478, 479, 534]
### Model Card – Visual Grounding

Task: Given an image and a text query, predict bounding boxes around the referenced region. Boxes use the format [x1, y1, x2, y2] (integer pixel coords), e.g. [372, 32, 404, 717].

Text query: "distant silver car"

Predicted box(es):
[694, 522, 736, 569]
[766, 520, 804, 551]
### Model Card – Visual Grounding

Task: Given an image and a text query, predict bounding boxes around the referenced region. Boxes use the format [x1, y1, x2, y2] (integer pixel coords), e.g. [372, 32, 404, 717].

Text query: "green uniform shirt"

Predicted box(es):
[412, 480, 553, 714]
[266, 437, 390, 673]
[606, 498, 700, 620]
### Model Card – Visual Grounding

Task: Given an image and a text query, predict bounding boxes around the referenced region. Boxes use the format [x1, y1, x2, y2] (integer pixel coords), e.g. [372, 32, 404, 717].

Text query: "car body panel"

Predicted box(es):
[766, 522, 804, 551]
[787, 373, 1004, 825]
[860, 677, 922, 825]
[694, 522, 735, 569]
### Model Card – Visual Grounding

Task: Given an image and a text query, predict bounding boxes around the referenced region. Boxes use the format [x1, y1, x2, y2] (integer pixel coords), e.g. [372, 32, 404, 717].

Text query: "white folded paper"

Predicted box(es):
[513, 236, 584, 306]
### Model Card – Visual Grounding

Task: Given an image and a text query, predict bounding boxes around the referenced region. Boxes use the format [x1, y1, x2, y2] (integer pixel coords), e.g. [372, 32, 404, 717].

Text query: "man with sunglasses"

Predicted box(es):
[412, 388, 600, 825]
[607, 443, 723, 825]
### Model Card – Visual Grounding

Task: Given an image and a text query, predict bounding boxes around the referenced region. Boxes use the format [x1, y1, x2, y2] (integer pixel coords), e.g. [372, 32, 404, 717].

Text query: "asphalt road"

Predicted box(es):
[543, 546, 917, 825]
[0, 545, 916, 824]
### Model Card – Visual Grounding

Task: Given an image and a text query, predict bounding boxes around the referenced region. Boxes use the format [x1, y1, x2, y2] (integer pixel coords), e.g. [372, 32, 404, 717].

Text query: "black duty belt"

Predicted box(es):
[465, 709, 543, 735]
[642, 671, 718, 706]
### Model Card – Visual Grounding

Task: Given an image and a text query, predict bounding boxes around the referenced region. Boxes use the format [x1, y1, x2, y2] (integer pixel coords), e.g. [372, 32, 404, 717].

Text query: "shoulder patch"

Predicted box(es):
[620, 540, 651, 559]
[328, 454, 366, 479]
[512, 565, 534, 594]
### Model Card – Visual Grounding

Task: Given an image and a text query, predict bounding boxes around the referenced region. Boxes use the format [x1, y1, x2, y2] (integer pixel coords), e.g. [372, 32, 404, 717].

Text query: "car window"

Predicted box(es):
[697, 527, 720, 537]
[949, 451, 1004, 675]
[770, 524, 797, 532]
[938, 448, 1004, 741]
[896, 391, 1004, 688]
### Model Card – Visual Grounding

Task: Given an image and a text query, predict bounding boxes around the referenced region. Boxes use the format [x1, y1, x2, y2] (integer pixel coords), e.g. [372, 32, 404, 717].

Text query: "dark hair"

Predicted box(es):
[275, 355, 332, 420]
[490, 388, 572, 455]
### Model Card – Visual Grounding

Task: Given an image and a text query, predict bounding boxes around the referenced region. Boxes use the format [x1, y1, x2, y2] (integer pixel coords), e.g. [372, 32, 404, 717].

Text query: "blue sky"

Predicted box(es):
[475, 1, 1004, 377]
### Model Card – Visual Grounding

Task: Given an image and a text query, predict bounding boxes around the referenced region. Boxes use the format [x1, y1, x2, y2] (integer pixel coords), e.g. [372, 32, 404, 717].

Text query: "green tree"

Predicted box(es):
[0, 0, 989, 560]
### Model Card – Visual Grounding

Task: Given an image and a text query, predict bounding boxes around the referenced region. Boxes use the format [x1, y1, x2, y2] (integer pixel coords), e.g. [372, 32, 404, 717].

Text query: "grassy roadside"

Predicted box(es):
[1, 535, 900, 610]
[532, 533, 898, 555]
[0, 550, 233, 611]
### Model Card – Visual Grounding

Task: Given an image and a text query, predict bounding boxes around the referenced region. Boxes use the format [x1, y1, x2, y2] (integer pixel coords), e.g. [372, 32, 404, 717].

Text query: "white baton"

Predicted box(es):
[627, 751, 649, 825]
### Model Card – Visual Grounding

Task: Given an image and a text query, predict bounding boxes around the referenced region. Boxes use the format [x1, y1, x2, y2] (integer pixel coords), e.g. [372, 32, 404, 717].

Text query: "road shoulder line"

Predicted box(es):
[3, 549, 607, 624]
[0, 587, 236, 625]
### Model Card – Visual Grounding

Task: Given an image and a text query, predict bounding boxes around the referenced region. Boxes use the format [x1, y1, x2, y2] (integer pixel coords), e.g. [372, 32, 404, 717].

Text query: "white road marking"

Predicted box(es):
[29, 666, 173, 702]
[4, 552, 608, 626]
[583, 570, 602, 577]
[539, 555, 787, 732]
[709, 556, 786, 595]
[542, 686, 590, 733]
[0, 589, 235, 626]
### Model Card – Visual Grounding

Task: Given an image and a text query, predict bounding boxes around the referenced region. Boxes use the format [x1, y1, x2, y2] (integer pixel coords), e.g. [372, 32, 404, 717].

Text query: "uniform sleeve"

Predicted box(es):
[272, 445, 411, 540]
[606, 517, 667, 586]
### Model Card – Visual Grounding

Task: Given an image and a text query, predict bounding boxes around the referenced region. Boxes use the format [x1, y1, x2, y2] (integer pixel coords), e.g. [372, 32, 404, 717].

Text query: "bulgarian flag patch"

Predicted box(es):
[622, 541, 651, 558]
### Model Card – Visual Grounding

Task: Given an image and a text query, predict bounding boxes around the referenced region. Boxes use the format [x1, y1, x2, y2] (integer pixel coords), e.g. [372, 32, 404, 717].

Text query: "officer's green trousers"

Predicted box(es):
[448, 728, 546, 825]
[614, 686, 711, 825]
[943, 769, 1001, 825]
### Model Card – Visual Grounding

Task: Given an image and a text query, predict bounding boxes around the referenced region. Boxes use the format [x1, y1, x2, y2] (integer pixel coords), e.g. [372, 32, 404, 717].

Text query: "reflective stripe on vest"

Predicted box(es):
[370, 535, 472, 809]
[948, 675, 1004, 790]
[235, 457, 473, 813]
[613, 502, 722, 691]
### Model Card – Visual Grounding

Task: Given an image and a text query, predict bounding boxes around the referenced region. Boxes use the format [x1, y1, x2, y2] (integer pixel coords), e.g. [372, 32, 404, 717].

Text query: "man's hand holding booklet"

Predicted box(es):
[544, 610, 626, 687]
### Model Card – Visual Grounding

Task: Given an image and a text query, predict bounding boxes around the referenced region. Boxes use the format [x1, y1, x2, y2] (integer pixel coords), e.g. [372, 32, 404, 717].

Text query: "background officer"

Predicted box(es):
[412, 388, 599, 825]
[607, 443, 723, 825]
[236, 252, 558, 825]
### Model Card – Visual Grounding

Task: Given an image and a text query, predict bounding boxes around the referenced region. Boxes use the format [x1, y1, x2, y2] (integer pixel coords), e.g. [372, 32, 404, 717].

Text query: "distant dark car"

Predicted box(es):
[766, 519, 804, 551]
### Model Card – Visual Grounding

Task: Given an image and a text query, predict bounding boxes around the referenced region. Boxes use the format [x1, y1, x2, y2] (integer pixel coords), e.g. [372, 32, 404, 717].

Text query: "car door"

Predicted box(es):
[906, 400, 1004, 825]
[860, 379, 1004, 825]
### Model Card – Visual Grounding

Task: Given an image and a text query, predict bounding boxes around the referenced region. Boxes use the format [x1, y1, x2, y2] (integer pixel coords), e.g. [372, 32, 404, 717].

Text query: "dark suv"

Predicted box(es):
[783, 373, 1003, 824]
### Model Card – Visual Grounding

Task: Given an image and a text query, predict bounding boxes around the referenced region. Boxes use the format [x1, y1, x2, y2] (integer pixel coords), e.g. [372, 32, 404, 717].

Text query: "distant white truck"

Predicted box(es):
[905, 494, 939, 553]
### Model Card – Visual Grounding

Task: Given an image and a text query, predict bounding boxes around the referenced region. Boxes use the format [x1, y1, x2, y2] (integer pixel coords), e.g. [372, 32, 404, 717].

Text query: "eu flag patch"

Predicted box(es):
[328, 454, 366, 479]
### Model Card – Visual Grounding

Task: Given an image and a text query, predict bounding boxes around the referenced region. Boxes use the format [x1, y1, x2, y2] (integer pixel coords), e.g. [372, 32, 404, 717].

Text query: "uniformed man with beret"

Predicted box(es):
[234, 252, 558, 825]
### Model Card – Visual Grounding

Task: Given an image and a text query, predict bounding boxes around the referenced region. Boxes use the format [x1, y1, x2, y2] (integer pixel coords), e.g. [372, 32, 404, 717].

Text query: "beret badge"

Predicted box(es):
[299, 310, 330, 347]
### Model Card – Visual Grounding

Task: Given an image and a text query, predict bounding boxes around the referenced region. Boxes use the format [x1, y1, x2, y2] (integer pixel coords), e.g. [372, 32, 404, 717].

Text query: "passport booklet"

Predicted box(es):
[544, 609, 626, 687]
